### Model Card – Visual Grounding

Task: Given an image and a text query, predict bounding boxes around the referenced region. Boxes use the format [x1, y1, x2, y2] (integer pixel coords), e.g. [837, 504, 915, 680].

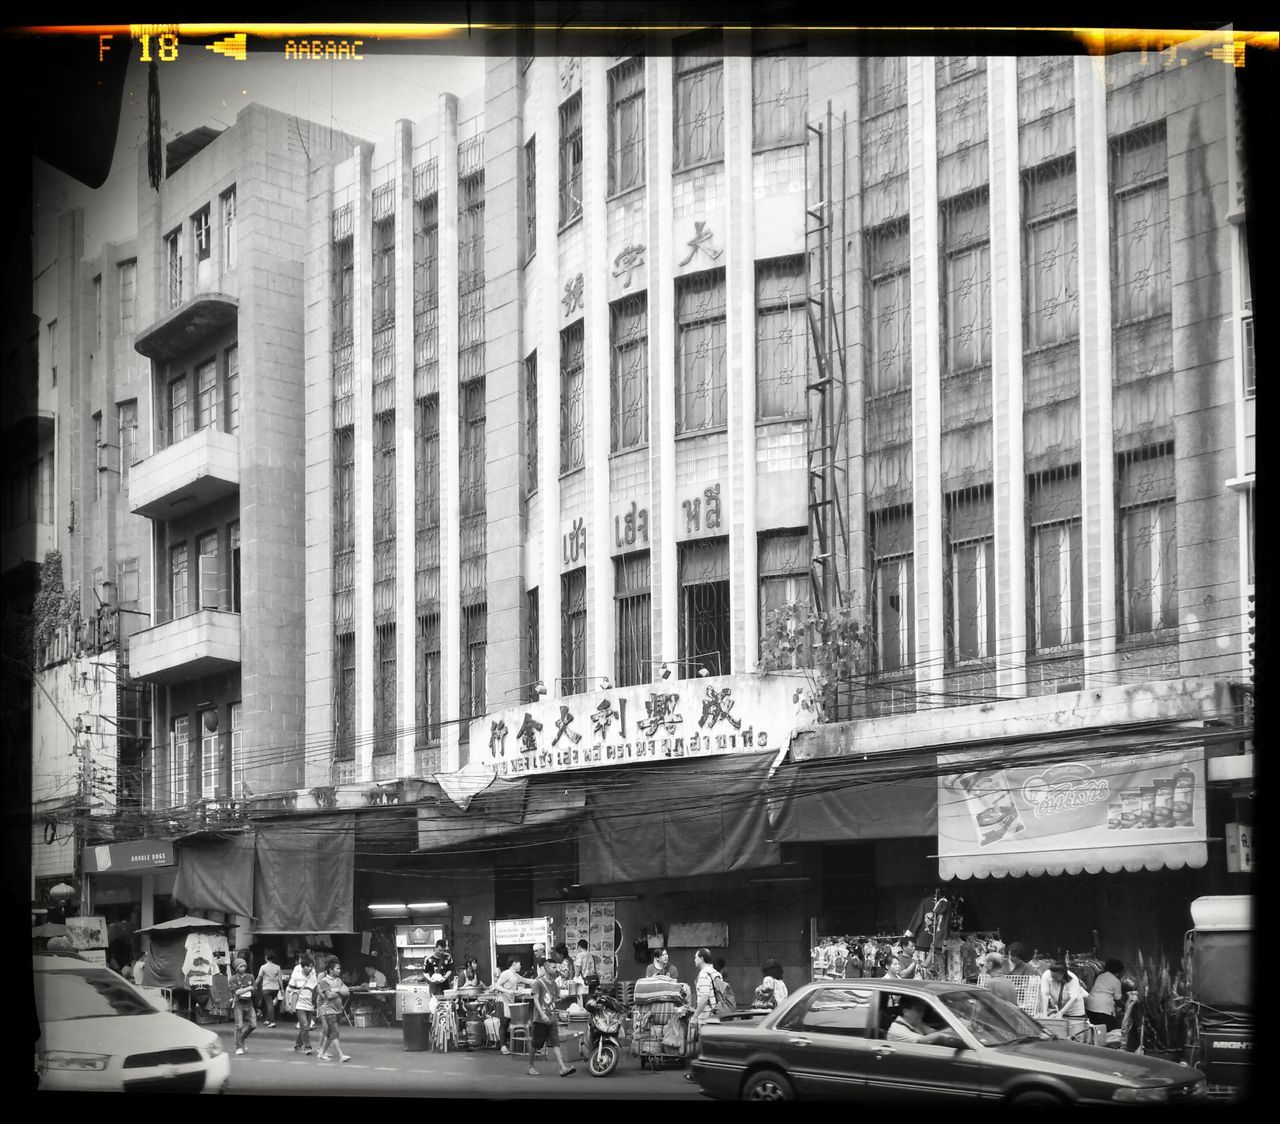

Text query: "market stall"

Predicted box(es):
[133, 915, 237, 1021]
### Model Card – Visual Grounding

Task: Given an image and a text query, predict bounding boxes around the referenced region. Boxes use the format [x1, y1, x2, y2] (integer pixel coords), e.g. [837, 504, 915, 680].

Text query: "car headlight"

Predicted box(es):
[204, 1040, 226, 1059]
[1113, 1080, 1203, 1104]
[38, 1050, 111, 1072]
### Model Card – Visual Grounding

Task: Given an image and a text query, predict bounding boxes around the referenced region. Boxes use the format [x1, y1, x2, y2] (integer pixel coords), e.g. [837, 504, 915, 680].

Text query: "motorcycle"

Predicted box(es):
[583, 988, 624, 1077]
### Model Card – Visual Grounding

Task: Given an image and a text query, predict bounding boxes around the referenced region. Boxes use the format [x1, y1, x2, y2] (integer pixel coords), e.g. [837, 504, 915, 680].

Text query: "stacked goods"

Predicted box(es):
[630, 975, 690, 1066]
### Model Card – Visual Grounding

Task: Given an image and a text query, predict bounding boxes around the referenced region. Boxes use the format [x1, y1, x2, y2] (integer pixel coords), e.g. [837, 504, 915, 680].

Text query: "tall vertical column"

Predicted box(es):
[354, 142, 375, 781]
[907, 59, 944, 707]
[1075, 57, 1118, 687]
[988, 59, 1028, 696]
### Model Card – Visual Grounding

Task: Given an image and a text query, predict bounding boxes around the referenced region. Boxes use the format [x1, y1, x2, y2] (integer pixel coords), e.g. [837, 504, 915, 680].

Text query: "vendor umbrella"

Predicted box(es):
[135, 915, 237, 935]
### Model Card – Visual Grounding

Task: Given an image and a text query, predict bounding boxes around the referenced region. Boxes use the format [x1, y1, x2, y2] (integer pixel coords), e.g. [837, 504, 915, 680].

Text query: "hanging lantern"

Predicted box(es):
[203, 710, 219, 732]
[48, 882, 77, 905]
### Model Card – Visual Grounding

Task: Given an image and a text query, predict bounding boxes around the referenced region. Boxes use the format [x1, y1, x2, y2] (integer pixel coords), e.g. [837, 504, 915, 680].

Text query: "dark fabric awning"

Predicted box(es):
[767, 758, 939, 843]
[173, 834, 256, 918]
[578, 750, 780, 884]
[253, 816, 355, 934]
[416, 777, 587, 852]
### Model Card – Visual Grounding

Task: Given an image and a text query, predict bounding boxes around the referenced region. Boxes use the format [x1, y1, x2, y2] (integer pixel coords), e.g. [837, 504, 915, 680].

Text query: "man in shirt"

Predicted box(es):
[495, 957, 527, 1055]
[646, 948, 677, 978]
[229, 958, 257, 1055]
[425, 939, 455, 993]
[363, 964, 387, 989]
[256, 950, 283, 1027]
[885, 995, 956, 1045]
[528, 957, 576, 1078]
[315, 960, 352, 1062]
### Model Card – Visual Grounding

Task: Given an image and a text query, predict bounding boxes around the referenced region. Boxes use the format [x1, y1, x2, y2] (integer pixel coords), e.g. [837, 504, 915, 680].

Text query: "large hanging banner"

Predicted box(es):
[938, 744, 1207, 879]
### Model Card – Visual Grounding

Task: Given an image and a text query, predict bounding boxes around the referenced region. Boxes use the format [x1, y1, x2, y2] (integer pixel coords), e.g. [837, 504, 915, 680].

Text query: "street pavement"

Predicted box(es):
[217, 1019, 703, 1100]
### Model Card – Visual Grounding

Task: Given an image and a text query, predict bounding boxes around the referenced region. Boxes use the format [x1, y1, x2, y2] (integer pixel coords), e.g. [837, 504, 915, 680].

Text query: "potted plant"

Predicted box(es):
[1120, 949, 1190, 1059]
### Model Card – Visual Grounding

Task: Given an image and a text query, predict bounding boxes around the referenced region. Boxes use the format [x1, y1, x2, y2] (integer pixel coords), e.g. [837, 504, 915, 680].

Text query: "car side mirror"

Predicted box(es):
[931, 1031, 966, 1050]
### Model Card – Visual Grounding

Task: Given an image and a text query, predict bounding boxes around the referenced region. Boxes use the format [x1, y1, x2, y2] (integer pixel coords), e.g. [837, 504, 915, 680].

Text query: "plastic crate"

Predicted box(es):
[978, 973, 1040, 1014]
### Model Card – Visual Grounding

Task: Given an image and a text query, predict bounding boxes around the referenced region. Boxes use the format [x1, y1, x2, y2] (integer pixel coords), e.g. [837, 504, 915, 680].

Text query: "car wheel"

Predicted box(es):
[588, 1042, 618, 1077]
[742, 1069, 795, 1102]
[1007, 1089, 1066, 1109]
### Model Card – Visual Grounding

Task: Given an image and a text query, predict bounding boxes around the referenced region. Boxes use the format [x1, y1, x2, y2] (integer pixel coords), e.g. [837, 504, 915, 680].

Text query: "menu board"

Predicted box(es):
[563, 901, 617, 984]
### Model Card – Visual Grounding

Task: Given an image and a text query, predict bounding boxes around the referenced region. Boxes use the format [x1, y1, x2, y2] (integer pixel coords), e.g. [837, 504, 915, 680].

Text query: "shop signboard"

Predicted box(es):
[470, 672, 813, 780]
[81, 840, 175, 873]
[937, 744, 1207, 879]
[65, 915, 108, 951]
[489, 916, 554, 982]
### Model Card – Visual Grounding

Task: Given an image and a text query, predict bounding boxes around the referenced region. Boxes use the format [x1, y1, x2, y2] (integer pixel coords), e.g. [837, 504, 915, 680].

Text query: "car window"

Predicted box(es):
[792, 986, 874, 1037]
[935, 988, 1053, 1046]
[877, 991, 948, 1039]
[36, 967, 158, 1021]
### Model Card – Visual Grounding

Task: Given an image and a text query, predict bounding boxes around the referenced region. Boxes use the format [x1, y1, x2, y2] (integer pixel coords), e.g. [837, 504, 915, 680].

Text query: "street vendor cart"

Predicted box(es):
[630, 974, 691, 1069]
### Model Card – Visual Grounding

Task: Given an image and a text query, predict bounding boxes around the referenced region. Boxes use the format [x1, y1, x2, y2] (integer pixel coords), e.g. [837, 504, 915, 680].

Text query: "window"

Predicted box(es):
[560, 321, 585, 473]
[673, 31, 724, 168]
[752, 44, 807, 150]
[944, 487, 995, 663]
[524, 138, 537, 261]
[413, 194, 440, 393]
[678, 538, 731, 677]
[558, 92, 584, 227]
[195, 359, 218, 431]
[1119, 446, 1177, 635]
[418, 395, 441, 529]
[165, 228, 184, 308]
[221, 187, 237, 270]
[615, 552, 651, 687]
[1111, 125, 1170, 325]
[561, 567, 587, 695]
[334, 236, 355, 340]
[756, 256, 807, 420]
[197, 531, 221, 610]
[118, 261, 136, 332]
[373, 215, 395, 328]
[417, 613, 442, 752]
[1024, 158, 1079, 349]
[170, 542, 190, 619]
[458, 173, 485, 293]
[193, 205, 212, 286]
[866, 222, 912, 394]
[230, 702, 244, 798]
[48, 320, 57, 387]
[526, 589, 540, 702]
[117, 557, 139, 608]
[374, 623, 396, 757]
[790, 986, 874, 1037]
[610, 294, 648, 451]
[93, 413, 104, 500]
[1241, 222, 1254, 398]
[335, 633, 355, 763]
[675, 270, 728, 434]
[229, 521, 241, 612]
[460, 604, 487, 745]
[373, 413, 397, 623]
[871, 506, 914, 673]
[525, 351, 538, 494]
[759, 530, 811, 664]
[171, 715, 189, 806]
[1246, 485, 1255, 587]
[37, 456, 53, 523]
[93, 275, 102, 346]
[168, 373, 191, 444]
[118, 401, 137, 487]
[608, 58, 646, 195]
[1028, 467, 1083, 649]
[225, 345, 239, 434]
[862, 56, 907, 117]
[200, 709, 219, 799]
[941, 190, 992, 375]
[460, 379, 486, 517]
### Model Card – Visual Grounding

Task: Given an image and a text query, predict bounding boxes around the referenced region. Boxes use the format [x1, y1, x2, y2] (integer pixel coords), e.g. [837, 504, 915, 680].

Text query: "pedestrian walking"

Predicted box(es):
[316, 960, 352, 1062]
[527, 957, 576, 1078]
[288, 954, 319, 1055]
[229, 958, 257, 1055]
[256, 949, 283, 1027]
[685, 948, 722, 1082]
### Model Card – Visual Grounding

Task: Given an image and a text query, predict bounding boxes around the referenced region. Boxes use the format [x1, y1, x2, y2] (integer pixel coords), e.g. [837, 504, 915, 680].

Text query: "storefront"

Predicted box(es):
[81, 838, 180, 963]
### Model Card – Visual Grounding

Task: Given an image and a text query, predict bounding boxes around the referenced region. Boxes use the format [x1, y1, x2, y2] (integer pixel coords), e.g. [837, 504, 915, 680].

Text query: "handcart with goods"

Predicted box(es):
[629, 975, 691, 1070]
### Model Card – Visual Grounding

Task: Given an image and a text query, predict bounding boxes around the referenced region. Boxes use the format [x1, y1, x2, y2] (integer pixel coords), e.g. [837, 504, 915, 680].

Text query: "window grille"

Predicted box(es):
[610, 295, 648, 451]
[460, 604, 487, 748]
[865, 222, 912, 395]
[460, 380, 486, 603]
[373, 412, 396, 624]
[374, 622, 397, 759]
[752, 44, 807, 150]
[758, 530, 811, 664]
[870, 505, 914, 673]
[615, 552, 651, 687]
[1023, 157, 1079, 350]
[524, 138, 537, 260]
[936, 56, 984, 86]
[1118, 445, 1177, 636]
[196, 359, 218, 432]
[165, 229, 183, 309]
[413, 158, 438, 202]
[756, 256, 807, 420]
[458, 134, 484, 179]
[171, 716, 189, 807]
[527, 588, 541, 700]
[561, 567, 587, 695]
[560, 321, 585, 472]
[1110, 124, 1170, 326]
[225, 345, 240, 435]
[222, 187, 237, 269]
[170, 543, 190, 621]
[415, 395, 441, 609]
[1027, 465, 1083, 649]
[673, 30, 724, 168]
[943, 486, 995, 663]
[459, 173, 485, 294]
[200, 709, 219, 799]
[413, 193, 440, 393]
[559, 92, 584, 226]
[334, 633, 356, 765]
[861, 56, 907, 117]
[675, 269, 727, 433]
[678, 538, 731, 677]
[119, 260, 136, 331]
[608, 58, 646, 194]
[525, 351, 539, 494]
[941, 190, 992, 376]
[416, 613, 441, 772]
[333, 427, 355, 630]
[333, 236, 355, 426]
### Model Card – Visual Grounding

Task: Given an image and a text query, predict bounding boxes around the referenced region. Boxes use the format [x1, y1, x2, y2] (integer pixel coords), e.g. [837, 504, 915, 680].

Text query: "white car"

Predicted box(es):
[34, 953, 230, 1093]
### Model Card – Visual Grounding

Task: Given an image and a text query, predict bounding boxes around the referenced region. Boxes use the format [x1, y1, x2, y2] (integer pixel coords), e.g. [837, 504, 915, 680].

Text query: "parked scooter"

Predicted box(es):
[583, 986, 624, 1077]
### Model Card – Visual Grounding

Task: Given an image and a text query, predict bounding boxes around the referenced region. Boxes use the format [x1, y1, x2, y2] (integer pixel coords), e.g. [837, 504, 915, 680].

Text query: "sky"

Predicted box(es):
[33, 38, 486, 270]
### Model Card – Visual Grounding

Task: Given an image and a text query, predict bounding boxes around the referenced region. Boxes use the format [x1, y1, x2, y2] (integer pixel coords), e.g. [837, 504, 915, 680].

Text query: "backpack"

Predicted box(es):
[711, 973, 736, 1015]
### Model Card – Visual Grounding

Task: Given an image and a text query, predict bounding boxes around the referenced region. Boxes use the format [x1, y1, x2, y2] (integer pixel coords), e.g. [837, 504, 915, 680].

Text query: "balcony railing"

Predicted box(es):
[128, 607, 241, 683]
[128, 426, 239, 520]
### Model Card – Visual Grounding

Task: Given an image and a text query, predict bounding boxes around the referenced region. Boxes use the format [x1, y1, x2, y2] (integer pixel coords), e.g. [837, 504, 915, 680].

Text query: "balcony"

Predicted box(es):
[135, 291, 237, 363]
[129, 426, 239, 520]
[128, 608, 240, 684]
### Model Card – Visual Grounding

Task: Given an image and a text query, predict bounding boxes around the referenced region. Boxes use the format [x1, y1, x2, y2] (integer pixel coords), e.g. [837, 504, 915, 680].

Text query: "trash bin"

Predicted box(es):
[403, 1012, 430, 1052]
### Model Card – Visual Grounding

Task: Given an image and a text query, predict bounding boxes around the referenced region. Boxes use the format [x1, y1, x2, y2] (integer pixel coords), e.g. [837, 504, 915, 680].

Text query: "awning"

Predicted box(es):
[938, 742, 1208, 879]
[173, 834, 256, 918]
[578, 749, 780, 884]
[416, 777, 587, 852]
[767, 758, 938, 842]
[253, 815, 355, 933]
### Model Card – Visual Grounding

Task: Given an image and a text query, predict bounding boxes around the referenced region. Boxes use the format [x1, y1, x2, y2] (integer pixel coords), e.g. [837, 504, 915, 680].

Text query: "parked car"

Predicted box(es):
[34, 953, 230, 1093]
[690, 978, 1207, 1105]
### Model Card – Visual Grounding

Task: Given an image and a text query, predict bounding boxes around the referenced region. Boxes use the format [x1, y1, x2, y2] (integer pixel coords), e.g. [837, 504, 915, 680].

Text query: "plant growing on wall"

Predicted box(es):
[759, 599, 868, 722]
[33, 550, 70, 662]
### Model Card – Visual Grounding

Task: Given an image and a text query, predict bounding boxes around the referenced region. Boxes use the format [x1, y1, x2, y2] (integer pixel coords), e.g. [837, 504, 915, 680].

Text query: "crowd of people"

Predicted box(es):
[979, 943, 1133, 1031]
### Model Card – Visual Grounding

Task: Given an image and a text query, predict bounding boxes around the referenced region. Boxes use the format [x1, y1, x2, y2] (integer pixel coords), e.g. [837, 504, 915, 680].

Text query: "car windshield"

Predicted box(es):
[934, 989, 1053, 1046]
[36, 967, 158, 1021]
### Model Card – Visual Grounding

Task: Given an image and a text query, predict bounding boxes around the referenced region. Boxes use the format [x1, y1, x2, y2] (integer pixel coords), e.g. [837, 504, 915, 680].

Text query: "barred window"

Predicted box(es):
[756, 256, 807, 420]
[941, 189, 991, 375]
[225, 345, 239, 435]
[334, 426, 355, 631]
[200, 708, 219, 799]
[1028, 466, 1083, 649]
[413, 195, 439, 394]
[1118, 445, 1177, 635]
[1111, 124, 1170, 325]
[610, 295, 648, 451]
[526, 588, 541, 701]
[608, 58, 646, 195]
[459, 173, 485, 293]
[372, 216, 395, 329]
[196, 359, 218, 432]
[561, 567, 587, 695]
[866, 221, 912, 395]
[759, 530, 811, 664]
[374, 623, 396, 758]
[417, 614, 441, 749]
[615, 552, 651, 687]
[460, 380, 487, 604]
[373, 412, 396, 624]
[334, 236, 355, 341]
[944, 486, 995, 663]
[559, 92, 584, 227]
[752, 43, 807, 149]
[678, 538, 731, 677]
[524, 138, 537, 260]
[525, 351, 539, 494]
[170, 715, 189, 807]
[460, 604, 487, 747]
[862, 56, 907, 117]
[334, 633, 356, 762]
[417, 396, 441, 529]
[168, 373, 191, 445]
[673, 30, 724, 169]
[675, 269, 727, 434]
[1023, 157, 1079, 349]
[560, 321, 585, 473]
[871, 505, 914, 673]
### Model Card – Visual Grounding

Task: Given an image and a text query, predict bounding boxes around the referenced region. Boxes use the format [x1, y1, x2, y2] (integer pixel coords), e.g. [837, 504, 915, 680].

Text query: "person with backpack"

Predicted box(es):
[686, 947, 732, 1082]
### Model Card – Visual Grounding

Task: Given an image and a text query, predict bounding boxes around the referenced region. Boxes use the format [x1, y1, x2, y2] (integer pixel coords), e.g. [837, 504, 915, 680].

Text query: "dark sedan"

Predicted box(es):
[690, 978, 1207, 1106]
